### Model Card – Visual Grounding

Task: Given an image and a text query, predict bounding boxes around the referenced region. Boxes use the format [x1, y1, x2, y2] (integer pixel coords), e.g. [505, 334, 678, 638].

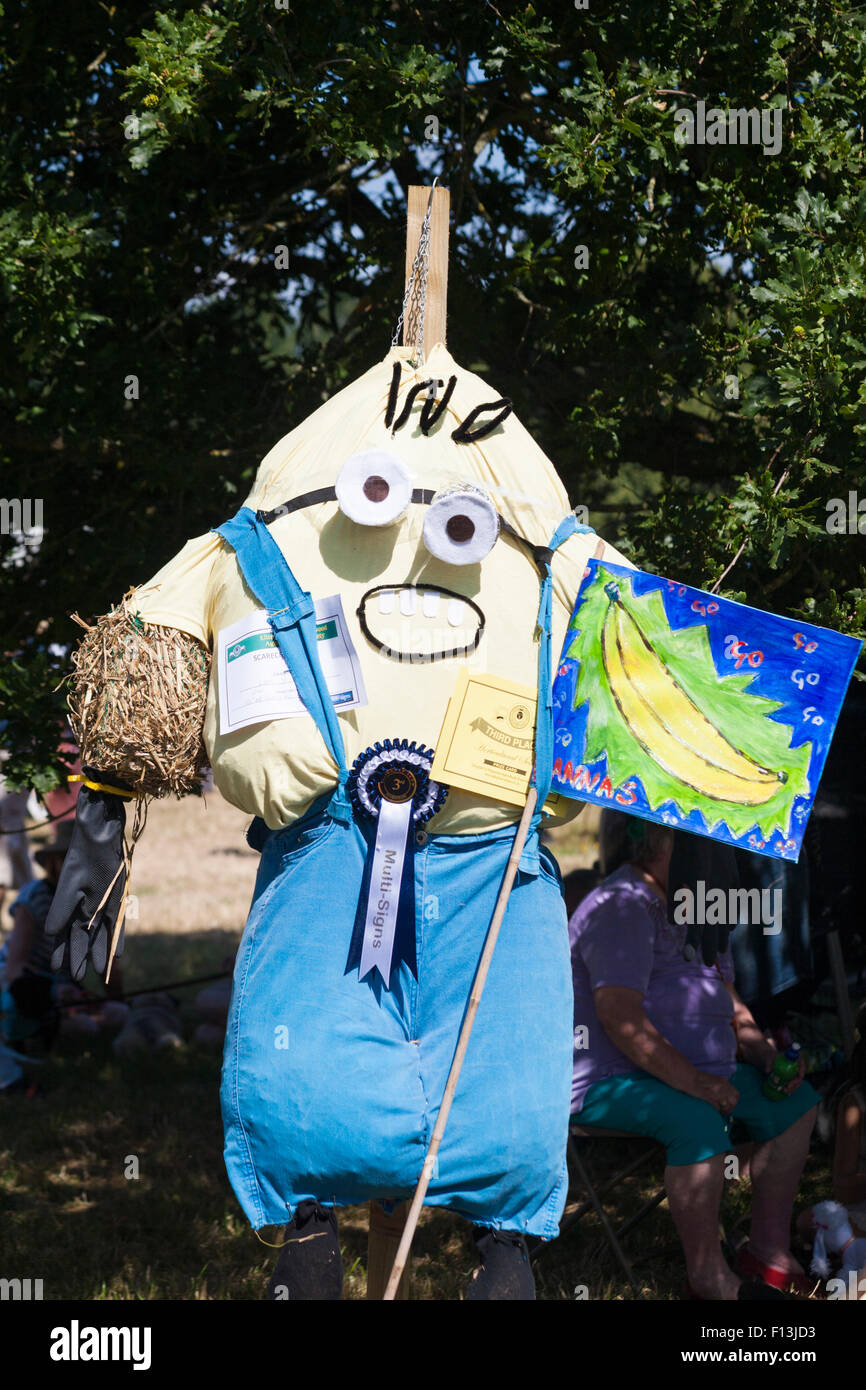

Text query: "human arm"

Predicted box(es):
[593, 984, 739, 1114]
[832, 1094, 866, 1208]
[576, 878, 738, 1113]
[723, 980, 805, 1093]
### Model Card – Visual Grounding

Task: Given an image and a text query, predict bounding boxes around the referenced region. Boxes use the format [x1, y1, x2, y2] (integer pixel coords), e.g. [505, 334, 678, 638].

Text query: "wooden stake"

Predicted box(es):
[366, 1201, 412, 1300]
[383, 786, 539, 1300]
[403, 184, 450, 352]
[827, 928, 857, 1056]
[364, 183, 452, 1303]
[103, 890, 128, 985]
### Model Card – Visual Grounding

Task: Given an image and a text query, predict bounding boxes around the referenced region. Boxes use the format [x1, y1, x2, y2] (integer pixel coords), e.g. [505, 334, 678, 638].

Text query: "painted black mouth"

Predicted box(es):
[357, 583, 485, 664]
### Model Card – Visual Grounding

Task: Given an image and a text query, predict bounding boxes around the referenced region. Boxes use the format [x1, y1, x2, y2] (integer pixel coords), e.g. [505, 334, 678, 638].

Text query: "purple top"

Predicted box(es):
[569, 864, 737, 1113]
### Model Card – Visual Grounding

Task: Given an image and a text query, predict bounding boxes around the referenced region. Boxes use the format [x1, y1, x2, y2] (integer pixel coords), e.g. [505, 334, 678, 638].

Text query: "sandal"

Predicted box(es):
[686, 1278, 793, 1301]
[734, 1246, 817, 1298]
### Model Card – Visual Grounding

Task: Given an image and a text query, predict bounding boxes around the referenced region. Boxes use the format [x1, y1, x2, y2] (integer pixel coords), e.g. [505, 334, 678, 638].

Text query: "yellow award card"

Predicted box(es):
[432, 669, 562, 814]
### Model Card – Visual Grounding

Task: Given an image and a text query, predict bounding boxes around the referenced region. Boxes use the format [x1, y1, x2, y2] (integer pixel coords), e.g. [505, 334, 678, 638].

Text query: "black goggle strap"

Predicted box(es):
[256, 490, 549, 576]
[498, 516, 554, 575]
[256, 487, 434, 525]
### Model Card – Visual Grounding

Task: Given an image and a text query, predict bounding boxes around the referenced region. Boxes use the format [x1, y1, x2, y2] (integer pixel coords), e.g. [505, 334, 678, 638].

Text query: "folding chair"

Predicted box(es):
[532, 1125, 667, 1297]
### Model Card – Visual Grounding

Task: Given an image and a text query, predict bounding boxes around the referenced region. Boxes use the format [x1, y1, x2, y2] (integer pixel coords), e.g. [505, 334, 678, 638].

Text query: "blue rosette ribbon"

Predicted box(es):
[346, 739, 447, 988]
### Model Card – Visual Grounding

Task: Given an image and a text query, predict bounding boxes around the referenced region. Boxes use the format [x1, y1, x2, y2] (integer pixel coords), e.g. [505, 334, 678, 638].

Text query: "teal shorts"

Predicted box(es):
[573, 1064, 819, 1166]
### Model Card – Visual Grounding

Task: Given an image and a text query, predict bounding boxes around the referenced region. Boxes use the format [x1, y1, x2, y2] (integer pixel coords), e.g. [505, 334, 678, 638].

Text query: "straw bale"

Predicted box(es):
[67, 591, 210, 797]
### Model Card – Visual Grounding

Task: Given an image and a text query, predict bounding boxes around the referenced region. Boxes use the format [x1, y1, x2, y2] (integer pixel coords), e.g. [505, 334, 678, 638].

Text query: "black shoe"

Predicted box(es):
[266, 1200, 343, 1301]
[465, 1226, 536, 1301]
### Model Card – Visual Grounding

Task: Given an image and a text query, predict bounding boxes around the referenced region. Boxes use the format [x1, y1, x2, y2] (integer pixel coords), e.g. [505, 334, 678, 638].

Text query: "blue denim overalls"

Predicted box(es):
[213, 507, 586, 1236]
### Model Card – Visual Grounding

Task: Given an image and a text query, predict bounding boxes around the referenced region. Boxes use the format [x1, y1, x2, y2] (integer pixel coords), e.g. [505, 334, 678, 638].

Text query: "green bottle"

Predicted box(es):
[762, 1043, 802, 1101]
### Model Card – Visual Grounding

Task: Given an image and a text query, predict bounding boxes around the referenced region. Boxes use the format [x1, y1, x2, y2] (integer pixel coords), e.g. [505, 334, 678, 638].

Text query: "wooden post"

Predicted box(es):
[364, 183, 451, 1301]
[366, 1201, 412, 1300]
[826, 928, 857, 1056]
[402, 184, 450, 352]
[384, 787, 540, 1299]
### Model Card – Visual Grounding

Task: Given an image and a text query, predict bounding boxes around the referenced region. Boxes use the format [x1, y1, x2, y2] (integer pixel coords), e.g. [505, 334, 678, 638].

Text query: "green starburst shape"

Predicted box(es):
[566, 567, 811, 839]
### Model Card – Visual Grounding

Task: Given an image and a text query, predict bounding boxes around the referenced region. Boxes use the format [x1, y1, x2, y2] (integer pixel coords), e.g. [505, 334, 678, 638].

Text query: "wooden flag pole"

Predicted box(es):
[365, 185, 451, 1301]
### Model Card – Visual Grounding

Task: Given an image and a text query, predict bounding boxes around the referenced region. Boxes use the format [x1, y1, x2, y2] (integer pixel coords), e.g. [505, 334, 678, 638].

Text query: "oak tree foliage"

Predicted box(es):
[1, 0, 864, 787]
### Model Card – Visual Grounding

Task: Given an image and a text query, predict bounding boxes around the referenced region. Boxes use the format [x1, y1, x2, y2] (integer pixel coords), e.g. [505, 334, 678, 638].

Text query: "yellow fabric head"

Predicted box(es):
[131, 345, 632, 831]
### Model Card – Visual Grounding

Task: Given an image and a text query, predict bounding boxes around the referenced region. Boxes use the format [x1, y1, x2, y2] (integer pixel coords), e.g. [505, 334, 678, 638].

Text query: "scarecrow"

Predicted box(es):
[46, 188, 631, 1299]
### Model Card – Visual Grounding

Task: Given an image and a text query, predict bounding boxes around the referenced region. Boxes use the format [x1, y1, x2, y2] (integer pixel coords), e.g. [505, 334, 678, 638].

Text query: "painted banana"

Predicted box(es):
[601, 586, 785, 805]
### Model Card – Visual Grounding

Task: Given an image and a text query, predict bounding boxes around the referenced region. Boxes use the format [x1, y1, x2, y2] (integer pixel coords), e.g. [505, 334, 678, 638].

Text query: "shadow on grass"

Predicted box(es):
[1, 929, 835, 1299]
[0, 929, 481, 1299]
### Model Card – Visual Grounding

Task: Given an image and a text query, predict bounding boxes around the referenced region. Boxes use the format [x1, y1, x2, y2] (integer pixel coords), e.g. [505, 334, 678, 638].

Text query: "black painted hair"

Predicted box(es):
[384, 367, 512, 442]
[420, 375, 456, 435]
[451, 398, 513, 443]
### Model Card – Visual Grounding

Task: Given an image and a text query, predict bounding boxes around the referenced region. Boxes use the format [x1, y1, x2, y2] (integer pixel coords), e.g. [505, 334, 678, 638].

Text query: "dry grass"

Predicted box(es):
[546, 802, 603, 875]
[3, 790, 836, 1300]
[123, 790, 260, 936]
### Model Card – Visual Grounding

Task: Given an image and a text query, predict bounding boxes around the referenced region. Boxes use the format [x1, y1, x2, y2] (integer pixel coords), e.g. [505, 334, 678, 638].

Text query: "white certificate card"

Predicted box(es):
[217, 595, 368, 735]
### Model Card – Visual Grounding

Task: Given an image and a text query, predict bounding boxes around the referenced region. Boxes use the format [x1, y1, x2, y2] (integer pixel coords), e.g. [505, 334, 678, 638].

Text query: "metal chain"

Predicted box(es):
[391, 178, 438, 364]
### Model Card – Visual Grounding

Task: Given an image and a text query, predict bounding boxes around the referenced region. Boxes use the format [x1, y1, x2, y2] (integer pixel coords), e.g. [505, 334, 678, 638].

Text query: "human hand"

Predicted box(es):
[692, 1071, 739, 1115]
[780, 1054, 806, 1095]
[751, 1042, 805, 1094]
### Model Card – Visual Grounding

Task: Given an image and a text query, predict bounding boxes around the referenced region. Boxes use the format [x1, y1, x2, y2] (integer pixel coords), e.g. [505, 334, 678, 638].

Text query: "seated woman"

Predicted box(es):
[569, 809, 819, 1300]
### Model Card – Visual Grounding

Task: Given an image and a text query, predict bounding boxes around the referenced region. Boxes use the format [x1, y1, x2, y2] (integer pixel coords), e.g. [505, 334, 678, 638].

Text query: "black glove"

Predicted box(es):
[668, 832, 739, 967]
[44, 774, 130, 981]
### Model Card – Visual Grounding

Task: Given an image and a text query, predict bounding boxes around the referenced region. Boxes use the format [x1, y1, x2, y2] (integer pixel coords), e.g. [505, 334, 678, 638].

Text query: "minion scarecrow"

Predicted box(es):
[46, 191, 631, 1299]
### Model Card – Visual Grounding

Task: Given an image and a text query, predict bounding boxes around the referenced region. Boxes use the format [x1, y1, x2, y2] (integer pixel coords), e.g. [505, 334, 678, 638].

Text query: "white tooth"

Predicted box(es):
[422, 591, 440, 617]
[447, 599, 464, 628]
[400, 587, 417, 616]
[377, 590, 395, 614]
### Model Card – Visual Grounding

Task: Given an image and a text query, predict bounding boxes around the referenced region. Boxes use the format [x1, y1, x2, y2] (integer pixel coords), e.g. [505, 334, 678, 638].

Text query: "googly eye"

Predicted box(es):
[422, 485, 500, 566]
[335, 450, 413, 526]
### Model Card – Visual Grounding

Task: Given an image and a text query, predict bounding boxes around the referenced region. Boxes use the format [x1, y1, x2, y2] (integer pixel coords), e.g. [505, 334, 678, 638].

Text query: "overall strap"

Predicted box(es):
[213, 507, 352, 823]
[523, 514, 596, 867]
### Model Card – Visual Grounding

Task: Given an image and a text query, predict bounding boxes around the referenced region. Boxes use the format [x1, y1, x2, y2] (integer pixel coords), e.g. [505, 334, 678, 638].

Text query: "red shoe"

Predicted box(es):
[686, 1278, 793, 1301]
[734, 1247, 817, 1298]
